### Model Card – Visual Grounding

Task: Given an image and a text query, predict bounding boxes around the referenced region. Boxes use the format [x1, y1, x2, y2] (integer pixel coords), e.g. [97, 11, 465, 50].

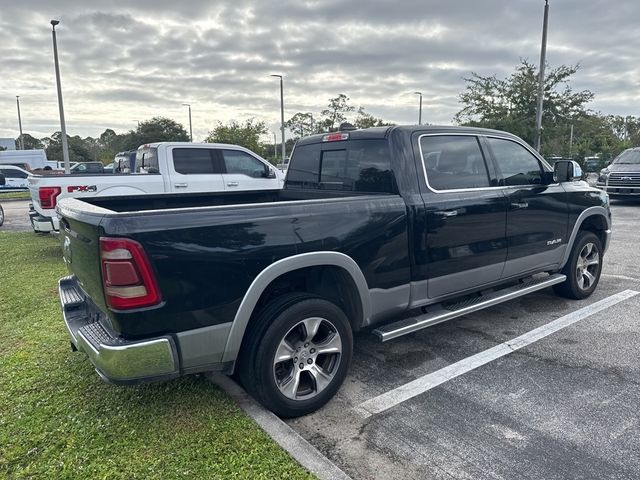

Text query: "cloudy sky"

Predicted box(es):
[1, 0, 639, 143]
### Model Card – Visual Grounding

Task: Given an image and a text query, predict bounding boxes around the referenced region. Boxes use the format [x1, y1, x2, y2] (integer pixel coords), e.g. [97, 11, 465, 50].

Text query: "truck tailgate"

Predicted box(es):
[58, 199, 110, 313]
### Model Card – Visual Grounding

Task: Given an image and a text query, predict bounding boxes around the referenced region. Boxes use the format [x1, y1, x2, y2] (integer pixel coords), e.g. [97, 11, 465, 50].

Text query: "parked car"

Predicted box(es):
[0, 149, 55, 171]
[0, 165, 31, 190]
[28, 142, 283, 232]
[596, 147, 640, 197]
[583, 156, 603, 172]
[56, 125, 611, 417]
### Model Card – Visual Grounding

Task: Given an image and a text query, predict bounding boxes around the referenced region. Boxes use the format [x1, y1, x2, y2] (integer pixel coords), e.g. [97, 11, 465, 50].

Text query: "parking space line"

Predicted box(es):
[355, 289, 639, 418]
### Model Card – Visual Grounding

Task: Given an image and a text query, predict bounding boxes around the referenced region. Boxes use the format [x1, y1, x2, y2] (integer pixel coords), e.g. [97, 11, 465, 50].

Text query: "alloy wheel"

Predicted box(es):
[576, 242, 600, 290]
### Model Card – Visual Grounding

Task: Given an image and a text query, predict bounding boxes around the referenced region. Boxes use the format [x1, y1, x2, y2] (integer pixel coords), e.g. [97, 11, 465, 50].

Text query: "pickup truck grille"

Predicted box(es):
[607, 172, 640, 187]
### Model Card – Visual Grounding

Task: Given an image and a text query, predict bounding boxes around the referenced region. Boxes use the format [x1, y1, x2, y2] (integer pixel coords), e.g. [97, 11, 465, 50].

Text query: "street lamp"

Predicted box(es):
[16, 96, 24, 150]
[270, 74, 285, 164]
[534, 0, 550, 152]
[272, 131, 277, 159]
[182, 103, 193, 142]
[413, 92, 423, 125]
[51, 19, 70, 173]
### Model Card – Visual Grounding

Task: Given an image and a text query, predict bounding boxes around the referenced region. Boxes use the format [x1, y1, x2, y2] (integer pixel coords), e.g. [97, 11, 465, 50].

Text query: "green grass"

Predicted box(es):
[0, 190, 30, 200]
[0, 232, 313, 480]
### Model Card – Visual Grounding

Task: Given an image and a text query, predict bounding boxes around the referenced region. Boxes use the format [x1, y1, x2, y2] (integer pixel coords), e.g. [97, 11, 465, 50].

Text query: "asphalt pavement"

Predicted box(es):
[286, 199, 640, 480]
[0, 199, 32, 232]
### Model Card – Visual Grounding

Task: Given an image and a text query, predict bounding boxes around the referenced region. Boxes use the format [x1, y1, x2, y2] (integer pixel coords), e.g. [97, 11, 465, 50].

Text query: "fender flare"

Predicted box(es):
[560, 206, 611, 269]
[221, 251, 371, 364]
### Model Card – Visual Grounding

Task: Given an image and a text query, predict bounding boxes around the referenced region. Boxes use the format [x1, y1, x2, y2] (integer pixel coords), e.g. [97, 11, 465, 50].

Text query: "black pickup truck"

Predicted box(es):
[57, 125, 611, 417]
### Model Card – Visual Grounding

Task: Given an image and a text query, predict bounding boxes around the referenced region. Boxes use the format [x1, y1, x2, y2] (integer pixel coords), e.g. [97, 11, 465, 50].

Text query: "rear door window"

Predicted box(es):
[420, 135, 491, 191]
[287, 139, 394, 193]
[172, 148, 220, 175]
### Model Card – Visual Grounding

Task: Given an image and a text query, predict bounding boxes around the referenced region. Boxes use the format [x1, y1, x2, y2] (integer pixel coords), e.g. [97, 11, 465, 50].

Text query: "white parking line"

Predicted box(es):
[355, 289, 639, 418]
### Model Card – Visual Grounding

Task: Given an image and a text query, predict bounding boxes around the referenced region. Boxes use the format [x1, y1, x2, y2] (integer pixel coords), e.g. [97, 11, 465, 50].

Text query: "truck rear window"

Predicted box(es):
[136, 147, 159, 174]
[286, 139, 395, 193]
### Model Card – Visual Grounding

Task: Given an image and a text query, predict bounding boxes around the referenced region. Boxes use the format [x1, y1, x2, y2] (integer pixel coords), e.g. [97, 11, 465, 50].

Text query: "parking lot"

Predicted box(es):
[287, 200, 640, 480]
[0, 199, 32, 232]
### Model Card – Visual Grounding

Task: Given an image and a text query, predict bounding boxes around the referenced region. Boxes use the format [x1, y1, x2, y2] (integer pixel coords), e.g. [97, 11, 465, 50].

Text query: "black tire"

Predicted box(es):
[237, 293, 353, 417]
[553, 231, 603, 299]
[0, 205, 4, 227]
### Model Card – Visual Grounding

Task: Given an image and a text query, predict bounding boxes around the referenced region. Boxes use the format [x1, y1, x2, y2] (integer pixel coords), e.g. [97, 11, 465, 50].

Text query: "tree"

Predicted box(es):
[319, 94, 355, 132]
[16, 133, 43, 150]
[204, 119, 268, 155]
[44, 132, 95, 162]
[354, 107, 393, 129]
[285, 113, 316, 138]
[126, 117, 189, 149]
[455, 60, 594, 154]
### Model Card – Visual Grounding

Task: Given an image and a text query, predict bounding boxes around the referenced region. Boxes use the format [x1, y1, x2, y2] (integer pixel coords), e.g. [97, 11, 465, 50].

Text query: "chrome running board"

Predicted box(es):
[372, 274, 566, 342]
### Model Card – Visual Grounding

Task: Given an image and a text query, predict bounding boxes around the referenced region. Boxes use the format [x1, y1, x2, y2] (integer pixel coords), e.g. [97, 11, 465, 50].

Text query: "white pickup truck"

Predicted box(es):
[28, 142, 283, 232]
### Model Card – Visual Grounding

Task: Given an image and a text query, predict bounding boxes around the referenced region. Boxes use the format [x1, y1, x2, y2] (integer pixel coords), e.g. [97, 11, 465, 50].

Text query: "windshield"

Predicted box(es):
[613, 150, 640, 165]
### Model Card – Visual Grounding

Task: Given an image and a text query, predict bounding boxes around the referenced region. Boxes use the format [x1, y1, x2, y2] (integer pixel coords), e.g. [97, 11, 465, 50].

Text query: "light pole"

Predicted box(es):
[51, 19, 70, 173]
[568, 123, 574, 157]
[534, 0, 550, 152]
[272, 131, 278, 160]
[182, 103, 193, 142]
[270, 74, 285, 163]
[16, 96, 24, 150]
[414, 92, 423, 125]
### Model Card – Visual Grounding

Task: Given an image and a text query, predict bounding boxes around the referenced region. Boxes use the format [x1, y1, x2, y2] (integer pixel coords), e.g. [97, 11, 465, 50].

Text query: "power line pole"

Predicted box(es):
[16, 96, 24, 150]
[534, 0, 550, 152]
[51, 20, 70, 173]
[182, 103, 193, 141]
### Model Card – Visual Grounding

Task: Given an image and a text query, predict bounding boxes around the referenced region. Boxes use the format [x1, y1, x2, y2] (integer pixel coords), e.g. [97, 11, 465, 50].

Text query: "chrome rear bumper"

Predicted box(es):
[59, 276, 179, 384]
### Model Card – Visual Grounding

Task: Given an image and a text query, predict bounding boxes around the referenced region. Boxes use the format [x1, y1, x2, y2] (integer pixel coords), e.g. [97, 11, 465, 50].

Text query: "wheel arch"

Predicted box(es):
[222, 251, 371, 365]
[560, 206, 611, 269]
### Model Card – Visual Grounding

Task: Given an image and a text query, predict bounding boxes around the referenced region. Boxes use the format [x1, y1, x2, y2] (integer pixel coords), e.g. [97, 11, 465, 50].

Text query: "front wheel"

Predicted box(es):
[553, 231, 603, 299]
[238, 293, 353, 417]
[0, 204, 4, 227]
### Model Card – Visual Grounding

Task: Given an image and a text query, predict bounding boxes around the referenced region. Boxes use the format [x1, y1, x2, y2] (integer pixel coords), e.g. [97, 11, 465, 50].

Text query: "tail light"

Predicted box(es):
[100, 237, 162, 310]
[39, 186, 62, 209]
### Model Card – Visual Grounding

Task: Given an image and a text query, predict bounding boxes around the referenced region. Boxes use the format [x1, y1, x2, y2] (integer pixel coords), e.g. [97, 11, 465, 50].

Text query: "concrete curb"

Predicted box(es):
[209, 373, 352, 480]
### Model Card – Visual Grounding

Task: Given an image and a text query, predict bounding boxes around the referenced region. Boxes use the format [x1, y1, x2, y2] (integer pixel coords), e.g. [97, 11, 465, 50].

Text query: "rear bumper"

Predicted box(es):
[29, 206, 60, 232]
[59, 276, 179, 384]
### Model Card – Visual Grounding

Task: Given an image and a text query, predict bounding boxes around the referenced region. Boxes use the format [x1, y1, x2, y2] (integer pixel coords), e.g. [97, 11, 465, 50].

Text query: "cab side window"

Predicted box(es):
[487, 138, 543, 186]
[222, 150, 267, 177]
[173, 148, 219, 174]
[420, 135, 491, 191]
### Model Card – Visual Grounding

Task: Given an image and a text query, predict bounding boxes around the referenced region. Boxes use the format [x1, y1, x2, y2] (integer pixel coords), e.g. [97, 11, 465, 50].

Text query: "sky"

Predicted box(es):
[1, 0, 639, 143]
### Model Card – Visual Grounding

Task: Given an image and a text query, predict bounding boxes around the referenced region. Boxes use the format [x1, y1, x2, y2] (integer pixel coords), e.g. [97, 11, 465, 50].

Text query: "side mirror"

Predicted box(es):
[0, 173, 5, 186]
[265, 168, 277, 179]
[554, 160, 583, 183]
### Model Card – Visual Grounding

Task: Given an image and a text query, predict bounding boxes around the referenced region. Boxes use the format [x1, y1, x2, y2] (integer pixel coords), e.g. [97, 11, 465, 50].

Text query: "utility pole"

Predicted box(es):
[182, 103, 193, 141]
[569, 123, 574, 157]
[273, 132, 277, 159]
[534, 0, 550, 152]
[16, 96, 24, 150]
[414, 92, 423, 125]
[270, 74, 285, 163]
[51, 19, 70, 173]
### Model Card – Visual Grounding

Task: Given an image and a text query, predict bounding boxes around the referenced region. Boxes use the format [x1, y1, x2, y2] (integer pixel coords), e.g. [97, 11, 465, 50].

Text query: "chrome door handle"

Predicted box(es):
[434, 209, 458, 217]
[227, 182, 239, 187]
[510, 202, 529, 209]
[174, 183, 188, 188]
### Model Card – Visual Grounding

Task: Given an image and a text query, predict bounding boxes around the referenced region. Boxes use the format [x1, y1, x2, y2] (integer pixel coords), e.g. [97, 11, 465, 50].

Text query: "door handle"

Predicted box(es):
[510, 202, 529, 209]
[174, 183, 188, 188]
[434, 209, 458, 218]
[226, 181, 239, 187]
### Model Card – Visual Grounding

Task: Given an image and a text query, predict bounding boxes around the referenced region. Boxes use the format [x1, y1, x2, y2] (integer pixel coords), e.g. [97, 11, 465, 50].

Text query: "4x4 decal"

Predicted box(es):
[67, 185, 97, 193]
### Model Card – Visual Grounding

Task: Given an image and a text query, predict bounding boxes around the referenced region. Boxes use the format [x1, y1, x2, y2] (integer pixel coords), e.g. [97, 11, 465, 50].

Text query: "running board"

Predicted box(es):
[372, 274, 566, 342]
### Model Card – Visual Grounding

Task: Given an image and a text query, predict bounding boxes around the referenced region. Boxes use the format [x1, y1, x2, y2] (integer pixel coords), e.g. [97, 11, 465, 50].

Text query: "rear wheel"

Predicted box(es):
[0, 204, 4, 226]
[238, 293, 353, 417]
[553, 231, 603, 299]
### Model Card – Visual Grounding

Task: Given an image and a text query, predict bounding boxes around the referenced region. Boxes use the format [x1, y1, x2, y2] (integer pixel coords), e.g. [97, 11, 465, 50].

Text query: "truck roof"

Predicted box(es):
[295, 125, 523, 147]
